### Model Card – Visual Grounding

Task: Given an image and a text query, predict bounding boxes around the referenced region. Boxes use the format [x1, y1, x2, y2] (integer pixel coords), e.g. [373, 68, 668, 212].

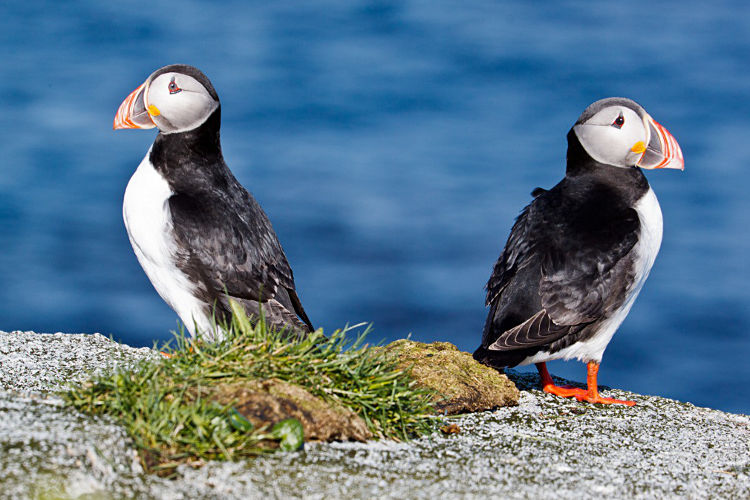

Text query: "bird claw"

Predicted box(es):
[580, 394, 636, 406]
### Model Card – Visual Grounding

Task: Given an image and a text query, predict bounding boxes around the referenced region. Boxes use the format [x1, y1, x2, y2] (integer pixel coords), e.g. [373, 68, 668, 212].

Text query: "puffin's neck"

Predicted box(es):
[564, 128, 650, 204]
[149, 107, 227, 192]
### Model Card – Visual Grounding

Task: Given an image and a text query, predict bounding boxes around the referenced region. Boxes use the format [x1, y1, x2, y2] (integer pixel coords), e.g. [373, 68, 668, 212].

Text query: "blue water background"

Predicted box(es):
[1, 1, 748, 413]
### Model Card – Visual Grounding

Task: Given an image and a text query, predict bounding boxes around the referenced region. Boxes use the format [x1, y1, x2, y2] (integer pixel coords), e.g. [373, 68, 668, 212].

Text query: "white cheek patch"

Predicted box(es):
[147, 74, 219, 134]
[573, 107, 646, 169]
[154, 91, 218, 133]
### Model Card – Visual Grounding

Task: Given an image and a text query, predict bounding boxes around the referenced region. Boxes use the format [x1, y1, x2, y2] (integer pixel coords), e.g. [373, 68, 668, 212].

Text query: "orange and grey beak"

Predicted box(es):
[113, 82, 156, 130]
[635, 115, 684, 170]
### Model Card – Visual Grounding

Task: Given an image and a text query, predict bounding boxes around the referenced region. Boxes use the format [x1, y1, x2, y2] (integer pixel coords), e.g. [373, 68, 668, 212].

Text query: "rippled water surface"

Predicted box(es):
[1, 1, 748, 413]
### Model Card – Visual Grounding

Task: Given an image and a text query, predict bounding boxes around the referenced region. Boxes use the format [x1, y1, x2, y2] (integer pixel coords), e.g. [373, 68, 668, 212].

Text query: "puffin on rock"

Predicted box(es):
[473, 97, 683, 406]
[114, 64, 313, 340]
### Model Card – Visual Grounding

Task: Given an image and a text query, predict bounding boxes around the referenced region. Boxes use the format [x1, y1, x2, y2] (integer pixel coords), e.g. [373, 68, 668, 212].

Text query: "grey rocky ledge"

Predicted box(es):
[1, 330, 748, 499]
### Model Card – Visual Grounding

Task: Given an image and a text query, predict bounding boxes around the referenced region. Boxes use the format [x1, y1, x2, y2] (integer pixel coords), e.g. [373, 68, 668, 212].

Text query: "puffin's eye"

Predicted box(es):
[612, 113, 625, 129]
[168, 78, 182, 95]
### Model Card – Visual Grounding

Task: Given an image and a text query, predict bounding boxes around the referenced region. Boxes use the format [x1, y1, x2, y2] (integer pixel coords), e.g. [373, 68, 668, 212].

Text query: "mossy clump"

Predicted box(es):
[382, 340, 519, 414]
[64, 304, 436, 475]
[203, 378, 372, 442]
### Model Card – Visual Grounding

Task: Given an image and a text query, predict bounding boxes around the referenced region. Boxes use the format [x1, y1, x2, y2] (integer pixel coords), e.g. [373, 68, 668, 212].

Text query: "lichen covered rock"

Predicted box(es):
[382, 339, 519, 414]
[207, 379, 372, 442]
[3, 332, 749, 499]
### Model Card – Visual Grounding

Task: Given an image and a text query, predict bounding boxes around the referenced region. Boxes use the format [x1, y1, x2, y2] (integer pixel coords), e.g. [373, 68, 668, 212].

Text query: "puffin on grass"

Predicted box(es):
[114, 64, 313, 340]
[473, 98, 683, 406]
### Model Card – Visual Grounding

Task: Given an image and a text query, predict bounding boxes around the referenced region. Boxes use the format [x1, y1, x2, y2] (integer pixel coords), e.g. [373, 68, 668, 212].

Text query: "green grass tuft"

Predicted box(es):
[64, 304, 437, 474]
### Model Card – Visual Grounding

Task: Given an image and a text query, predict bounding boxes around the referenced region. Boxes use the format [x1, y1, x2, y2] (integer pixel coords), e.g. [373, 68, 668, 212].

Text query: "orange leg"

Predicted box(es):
[535, 362, 635, 406]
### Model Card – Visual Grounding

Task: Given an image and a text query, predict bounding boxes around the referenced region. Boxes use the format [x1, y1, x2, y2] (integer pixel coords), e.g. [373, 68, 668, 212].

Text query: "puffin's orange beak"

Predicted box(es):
[113, 82, 156, 130]
[636, 115, 684, 171]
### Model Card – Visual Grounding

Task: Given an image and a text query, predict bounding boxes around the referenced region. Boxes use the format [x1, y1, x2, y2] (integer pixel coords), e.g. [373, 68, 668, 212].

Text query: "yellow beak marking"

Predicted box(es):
[631, 141, 646, 154]
[147, 105, 161, 117]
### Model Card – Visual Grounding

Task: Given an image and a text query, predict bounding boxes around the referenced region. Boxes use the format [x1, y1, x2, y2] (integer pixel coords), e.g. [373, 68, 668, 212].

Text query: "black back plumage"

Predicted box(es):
[149, 107, 313, 333]
[473, 130, 648, 368]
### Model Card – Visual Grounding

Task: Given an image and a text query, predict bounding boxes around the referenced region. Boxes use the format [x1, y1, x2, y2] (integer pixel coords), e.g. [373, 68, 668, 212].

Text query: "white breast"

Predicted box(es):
[122, 149, 213, 338]
[520, 187, 663, 365]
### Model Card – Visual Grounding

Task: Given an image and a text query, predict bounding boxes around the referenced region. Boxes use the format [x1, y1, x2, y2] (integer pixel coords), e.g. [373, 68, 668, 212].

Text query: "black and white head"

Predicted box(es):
[572, 97, 684, 171]
[114, 64, 219, 133]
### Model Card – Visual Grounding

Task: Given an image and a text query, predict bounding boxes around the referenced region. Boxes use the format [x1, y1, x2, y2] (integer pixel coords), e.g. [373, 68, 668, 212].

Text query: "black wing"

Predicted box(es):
[479, 182, 639, 360]
[169, 180, 313, 333]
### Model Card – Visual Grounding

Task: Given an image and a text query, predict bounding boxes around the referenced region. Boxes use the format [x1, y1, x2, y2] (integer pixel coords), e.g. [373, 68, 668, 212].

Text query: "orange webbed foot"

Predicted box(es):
[542, 382, 588, 399]
[536, 361, 636, 407]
